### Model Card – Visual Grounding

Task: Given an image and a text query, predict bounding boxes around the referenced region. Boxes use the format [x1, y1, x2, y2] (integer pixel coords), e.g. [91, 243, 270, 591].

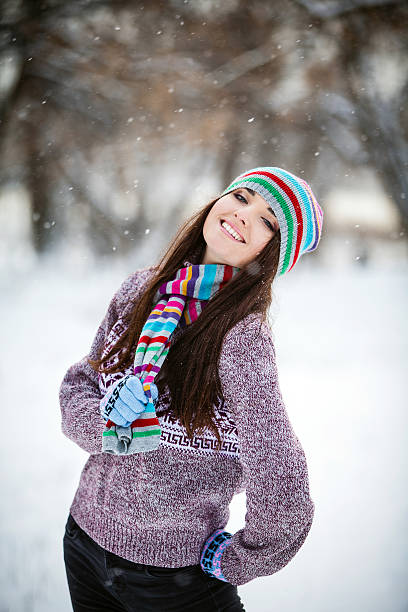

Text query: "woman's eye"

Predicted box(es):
[235, 192, 275, 231]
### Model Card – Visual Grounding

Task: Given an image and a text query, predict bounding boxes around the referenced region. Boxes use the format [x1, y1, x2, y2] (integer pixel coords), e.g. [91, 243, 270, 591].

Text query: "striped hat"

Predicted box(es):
[220, 166, 324, 276]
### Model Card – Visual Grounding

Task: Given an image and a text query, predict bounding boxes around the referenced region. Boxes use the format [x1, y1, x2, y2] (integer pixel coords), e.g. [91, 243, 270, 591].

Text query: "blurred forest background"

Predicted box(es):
[0, 0, 407, 273]
[1, 2, 408, 612]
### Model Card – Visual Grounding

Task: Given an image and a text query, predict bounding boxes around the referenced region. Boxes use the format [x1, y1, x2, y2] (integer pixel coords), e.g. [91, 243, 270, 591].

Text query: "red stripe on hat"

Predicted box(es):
[241, 170, 304, 272]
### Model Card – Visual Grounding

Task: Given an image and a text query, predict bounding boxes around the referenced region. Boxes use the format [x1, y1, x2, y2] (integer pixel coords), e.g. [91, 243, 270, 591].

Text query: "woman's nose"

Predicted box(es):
[233, 211, 246, 227]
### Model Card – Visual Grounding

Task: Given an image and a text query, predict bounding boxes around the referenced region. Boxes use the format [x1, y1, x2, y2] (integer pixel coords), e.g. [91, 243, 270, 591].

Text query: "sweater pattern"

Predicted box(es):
[98, 316, 240, 459]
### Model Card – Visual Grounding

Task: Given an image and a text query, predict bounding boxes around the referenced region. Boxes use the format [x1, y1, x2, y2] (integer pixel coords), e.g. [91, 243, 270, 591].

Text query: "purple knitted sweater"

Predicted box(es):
[59, 265, 315, 587]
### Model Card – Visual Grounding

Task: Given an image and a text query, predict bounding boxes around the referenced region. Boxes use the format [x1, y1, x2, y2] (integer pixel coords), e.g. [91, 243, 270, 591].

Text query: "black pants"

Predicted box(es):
[63, 513, 246, 612]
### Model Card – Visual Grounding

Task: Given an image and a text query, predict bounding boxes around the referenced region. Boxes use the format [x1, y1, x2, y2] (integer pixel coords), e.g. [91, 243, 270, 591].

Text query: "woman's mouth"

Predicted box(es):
[219, 220, 245, 243]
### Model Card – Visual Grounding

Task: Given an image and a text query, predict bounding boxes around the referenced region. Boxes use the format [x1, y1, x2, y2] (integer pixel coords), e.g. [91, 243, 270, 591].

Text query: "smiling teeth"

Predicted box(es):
[221, 221, 244, 242]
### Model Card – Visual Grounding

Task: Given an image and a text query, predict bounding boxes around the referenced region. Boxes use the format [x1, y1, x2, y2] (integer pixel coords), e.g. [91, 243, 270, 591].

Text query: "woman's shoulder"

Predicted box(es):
[218, 313, 278, 400]
[226, 312, 275, 341]
[115, 264, 159, 314]
[122, 264, 159, 289]
[221, 312, 276, 356]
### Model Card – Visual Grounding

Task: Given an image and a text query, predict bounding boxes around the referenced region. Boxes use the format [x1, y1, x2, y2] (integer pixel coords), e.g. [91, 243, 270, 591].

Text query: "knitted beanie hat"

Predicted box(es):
[220, 166, 324, 276]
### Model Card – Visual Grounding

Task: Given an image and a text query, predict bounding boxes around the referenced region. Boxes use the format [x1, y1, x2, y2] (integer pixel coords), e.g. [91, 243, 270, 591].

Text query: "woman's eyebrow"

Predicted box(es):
[243, 188, 277, 219]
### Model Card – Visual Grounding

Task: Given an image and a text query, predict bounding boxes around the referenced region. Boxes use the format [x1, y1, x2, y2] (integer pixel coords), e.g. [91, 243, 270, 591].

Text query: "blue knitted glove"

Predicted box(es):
[99, 374, 159, 427]
[200, 529, 233, 582]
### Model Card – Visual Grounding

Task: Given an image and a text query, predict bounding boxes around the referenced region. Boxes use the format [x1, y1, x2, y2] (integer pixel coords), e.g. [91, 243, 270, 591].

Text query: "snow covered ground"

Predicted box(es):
[0, 247, 407, 612]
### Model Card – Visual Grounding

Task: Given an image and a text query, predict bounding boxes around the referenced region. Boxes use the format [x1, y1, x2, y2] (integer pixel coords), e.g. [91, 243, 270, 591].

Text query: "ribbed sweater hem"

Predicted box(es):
[69, 501, 212, 568]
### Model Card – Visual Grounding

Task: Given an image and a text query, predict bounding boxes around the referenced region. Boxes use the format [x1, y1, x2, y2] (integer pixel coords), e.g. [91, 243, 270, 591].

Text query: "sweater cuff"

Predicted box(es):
[200, 528, 233, 582]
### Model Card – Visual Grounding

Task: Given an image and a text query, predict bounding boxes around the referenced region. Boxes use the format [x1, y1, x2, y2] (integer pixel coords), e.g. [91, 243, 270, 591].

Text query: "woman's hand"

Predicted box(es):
[99, 374, 158, 427]
[200, 529, 232, 582]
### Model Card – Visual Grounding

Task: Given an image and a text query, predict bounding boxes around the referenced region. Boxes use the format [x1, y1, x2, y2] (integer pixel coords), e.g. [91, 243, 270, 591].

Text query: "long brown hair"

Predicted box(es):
[88, 190, 281, 451]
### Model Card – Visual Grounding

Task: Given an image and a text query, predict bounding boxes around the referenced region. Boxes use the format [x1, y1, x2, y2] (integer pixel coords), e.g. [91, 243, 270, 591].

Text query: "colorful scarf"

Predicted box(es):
[101, 263, 240, 455]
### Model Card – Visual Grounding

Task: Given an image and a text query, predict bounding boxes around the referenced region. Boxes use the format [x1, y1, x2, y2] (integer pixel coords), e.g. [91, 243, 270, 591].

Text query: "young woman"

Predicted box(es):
[60, 166, 323, 612]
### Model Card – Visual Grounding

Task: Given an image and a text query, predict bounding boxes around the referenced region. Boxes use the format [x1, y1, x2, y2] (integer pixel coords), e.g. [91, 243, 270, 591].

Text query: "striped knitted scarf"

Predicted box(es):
[101, 263, 240, 455]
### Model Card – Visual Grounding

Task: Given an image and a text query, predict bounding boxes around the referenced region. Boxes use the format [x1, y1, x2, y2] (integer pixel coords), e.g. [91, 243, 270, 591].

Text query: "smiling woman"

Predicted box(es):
[60, 165, 323, 610]
[202, 186, 281, 267]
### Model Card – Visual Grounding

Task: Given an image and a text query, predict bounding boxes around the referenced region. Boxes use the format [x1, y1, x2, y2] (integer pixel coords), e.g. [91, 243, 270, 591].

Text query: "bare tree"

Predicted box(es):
[0, 0, 406, 256]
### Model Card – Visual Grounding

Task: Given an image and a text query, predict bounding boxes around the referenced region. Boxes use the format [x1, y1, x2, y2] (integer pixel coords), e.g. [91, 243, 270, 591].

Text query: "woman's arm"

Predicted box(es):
[59, 266, 156, 454]
[201, 316, 315, 586]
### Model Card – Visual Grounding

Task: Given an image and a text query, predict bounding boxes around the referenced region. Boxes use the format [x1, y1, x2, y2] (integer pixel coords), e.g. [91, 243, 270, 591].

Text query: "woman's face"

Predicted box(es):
[202, 188, 279, 268]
